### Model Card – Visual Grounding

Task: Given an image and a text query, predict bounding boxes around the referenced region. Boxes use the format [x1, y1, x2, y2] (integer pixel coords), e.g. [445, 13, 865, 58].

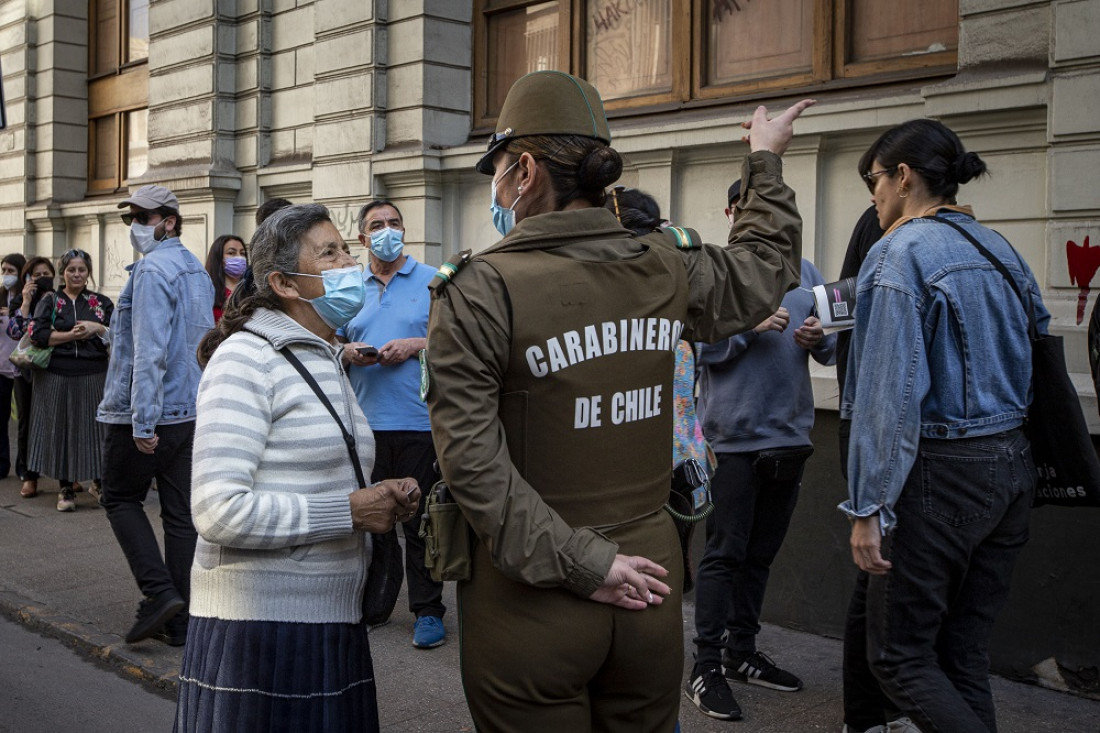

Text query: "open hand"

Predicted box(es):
[850, 515, 892, 575]
[742, 99, 816, 155]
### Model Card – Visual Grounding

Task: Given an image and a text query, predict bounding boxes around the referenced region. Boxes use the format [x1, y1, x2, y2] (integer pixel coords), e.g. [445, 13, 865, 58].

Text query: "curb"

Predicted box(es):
[0, 587, 179, 701]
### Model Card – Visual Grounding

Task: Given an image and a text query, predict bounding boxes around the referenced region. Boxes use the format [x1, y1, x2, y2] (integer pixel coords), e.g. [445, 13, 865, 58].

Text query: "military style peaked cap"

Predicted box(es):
[475, 71, 611, 175]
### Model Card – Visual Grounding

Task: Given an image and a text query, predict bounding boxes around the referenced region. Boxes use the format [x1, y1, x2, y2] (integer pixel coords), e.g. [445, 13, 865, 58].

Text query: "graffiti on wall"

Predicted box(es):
[1067, 235, 1100, 324]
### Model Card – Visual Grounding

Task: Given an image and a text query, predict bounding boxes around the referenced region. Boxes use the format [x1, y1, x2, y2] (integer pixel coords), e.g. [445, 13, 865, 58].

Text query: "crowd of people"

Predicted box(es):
[2, 70, 1053, 733]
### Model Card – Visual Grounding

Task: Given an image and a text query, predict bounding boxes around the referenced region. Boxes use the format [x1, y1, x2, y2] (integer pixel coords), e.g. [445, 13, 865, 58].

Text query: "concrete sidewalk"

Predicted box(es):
[2, 473, 1097, 732]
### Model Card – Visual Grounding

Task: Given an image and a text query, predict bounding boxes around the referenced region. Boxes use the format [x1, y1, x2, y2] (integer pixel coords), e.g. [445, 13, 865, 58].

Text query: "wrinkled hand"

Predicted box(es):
[742, 99, 816, 156]
[350, 477, 421, 533]
[342, 341, 379, 368]
[753, 306, 790, 334]
[850, 515, 892, 575]
[134, 435, 159, 455]
[377, 338, 425, 366]
[793, 316, 824, 349]
[589, 554, 671, 610]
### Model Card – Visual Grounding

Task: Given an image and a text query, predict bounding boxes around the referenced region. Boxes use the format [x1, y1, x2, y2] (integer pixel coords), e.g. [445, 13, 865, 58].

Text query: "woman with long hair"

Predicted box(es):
[841, 119, 1049, 732]
[26, 249, 114, 511]
[8, 256, 56, 498]
[204, 234, 247, 323]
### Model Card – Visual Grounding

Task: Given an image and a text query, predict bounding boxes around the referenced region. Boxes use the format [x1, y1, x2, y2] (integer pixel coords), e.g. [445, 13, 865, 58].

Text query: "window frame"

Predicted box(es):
[472, 0, 958, 131]
[87, 0, 149, 195]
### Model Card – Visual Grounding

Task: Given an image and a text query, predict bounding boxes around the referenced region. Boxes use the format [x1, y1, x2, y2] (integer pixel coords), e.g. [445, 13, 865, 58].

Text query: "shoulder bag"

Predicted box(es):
[279, 346, 406, 625]
[933, 218, 1100, 508]
[9, 294, 56, 370]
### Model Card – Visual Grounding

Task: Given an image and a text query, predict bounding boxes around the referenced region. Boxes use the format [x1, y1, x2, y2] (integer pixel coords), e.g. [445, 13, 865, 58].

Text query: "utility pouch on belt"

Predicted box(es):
[753, 446, 814, 483]
[418, 479, 472, 582]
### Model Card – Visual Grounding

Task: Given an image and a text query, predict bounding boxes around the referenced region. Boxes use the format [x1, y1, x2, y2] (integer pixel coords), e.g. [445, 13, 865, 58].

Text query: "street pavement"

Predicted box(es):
[2, 473, 1098, 732]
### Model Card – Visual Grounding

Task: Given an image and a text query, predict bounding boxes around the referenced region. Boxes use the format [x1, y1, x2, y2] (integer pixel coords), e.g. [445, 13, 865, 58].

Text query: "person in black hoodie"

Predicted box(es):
[26, 249, 114, 511]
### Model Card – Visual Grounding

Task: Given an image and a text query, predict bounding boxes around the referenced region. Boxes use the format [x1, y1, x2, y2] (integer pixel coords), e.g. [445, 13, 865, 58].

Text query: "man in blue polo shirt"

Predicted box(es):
[339, 200, 445, 648]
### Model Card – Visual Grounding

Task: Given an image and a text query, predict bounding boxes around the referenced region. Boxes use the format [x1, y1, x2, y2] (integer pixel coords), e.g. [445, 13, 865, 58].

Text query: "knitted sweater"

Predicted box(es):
[189, 308, 376, 623]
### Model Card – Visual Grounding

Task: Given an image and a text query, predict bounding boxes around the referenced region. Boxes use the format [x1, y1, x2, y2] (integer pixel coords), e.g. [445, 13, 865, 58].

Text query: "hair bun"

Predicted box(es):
[577, 146, 623, 192]
[953, 151, 987, 184]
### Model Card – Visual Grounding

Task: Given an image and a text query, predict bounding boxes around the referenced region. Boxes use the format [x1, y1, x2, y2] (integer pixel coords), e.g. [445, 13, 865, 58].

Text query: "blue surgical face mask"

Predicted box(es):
[369, 227, 405, 262]
[286, 265, 367, 329]
[490, 161, 522, 236]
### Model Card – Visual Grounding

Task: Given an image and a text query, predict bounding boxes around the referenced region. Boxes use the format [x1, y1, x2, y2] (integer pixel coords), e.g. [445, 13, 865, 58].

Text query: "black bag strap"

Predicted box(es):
[922, 217, 1040, 340]
[279, 346, 367, 488]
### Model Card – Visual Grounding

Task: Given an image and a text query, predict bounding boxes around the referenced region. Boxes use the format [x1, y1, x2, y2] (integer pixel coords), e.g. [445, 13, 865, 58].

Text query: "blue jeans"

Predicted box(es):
[693, 451, 802, 665]
[866, 428, 1033, 733]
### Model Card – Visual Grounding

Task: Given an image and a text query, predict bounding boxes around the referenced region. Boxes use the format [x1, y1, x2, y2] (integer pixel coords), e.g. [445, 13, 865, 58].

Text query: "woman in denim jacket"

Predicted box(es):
[839, 119, 1049, 733]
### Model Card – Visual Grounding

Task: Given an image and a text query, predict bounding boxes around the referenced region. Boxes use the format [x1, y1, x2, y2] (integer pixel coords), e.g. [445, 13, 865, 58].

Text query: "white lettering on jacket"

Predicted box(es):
[574, 384, 663, 429]
[526, 318, 682, 378]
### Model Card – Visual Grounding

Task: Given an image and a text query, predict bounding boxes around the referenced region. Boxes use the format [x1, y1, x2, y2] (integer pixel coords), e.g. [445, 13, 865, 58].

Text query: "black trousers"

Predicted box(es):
[12, 372, 35, 480]
[100, 421, 197, 606]
[371, 430, 444, 619]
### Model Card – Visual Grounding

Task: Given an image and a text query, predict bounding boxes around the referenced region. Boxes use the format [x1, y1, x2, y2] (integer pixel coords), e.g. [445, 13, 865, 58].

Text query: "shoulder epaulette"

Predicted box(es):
[428, 249, 472, 295]
[659, 226, 702, 250]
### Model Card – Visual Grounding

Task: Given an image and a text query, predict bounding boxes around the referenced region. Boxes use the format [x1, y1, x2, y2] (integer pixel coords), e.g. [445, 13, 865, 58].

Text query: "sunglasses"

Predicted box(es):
[861, 167, 897, 192]
[63, 249, 90, 260]
[120, 211, 157, 226]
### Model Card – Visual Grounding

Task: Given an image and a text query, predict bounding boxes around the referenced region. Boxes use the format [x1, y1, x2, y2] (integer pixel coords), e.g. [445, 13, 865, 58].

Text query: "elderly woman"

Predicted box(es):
[425, 70, 811, 732]
[841, 119, 1049, 732]
[27, 249, 113, 511]
[177, 204, 420, 732]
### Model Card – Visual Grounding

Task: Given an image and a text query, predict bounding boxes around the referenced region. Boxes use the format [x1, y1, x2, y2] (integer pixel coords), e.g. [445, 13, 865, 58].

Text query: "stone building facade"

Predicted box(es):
[0, 0, 1098, 691]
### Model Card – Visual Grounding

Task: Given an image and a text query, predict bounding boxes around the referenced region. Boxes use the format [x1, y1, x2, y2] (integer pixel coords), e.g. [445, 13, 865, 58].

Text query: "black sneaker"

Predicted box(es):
[684, 663, 743, 721]
[125, 591, 185, 644]
[723, 650, 803, 692]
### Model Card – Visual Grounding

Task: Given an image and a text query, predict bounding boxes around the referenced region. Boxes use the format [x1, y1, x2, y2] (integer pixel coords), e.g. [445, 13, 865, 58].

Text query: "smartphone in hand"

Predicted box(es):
[356, 346, 379, 358]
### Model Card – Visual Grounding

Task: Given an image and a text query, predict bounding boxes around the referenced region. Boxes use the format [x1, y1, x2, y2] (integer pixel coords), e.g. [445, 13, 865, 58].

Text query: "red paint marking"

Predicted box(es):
[1067, 236, 1099, 325]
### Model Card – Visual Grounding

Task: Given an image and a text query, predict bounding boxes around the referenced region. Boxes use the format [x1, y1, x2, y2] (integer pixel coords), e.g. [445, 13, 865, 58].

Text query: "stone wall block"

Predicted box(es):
[236, 17, 259, 54]
[271, 86, 315, 128]
[422, 65, 470, 112]
[149, 138, 213, 167]
[313, 31, 370, 76]
[271, 49, 298, 90]
[313, 116, 372, 159]
[150, 99, 215, 139]
[314, 0, 373, 34]
[155, 25, 215, 69]
[313, 75, 372, 117]
[1054, 0, 1100, 64]
[272, 5, 314, 51]
[312, 160, 372, 201]
[149, 66, 215, 106]
[150, 0, 216, 34]
[1050, 146, 1100, 213]
[959, 5, 1050, 68]
[296, 45, 314, 86]
[1052, 73, 1100, 136]
[236, 56, 259, 92]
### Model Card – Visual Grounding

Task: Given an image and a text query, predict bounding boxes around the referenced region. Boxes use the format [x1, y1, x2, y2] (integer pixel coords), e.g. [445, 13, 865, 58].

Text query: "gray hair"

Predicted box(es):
[249, 203, 332, 300]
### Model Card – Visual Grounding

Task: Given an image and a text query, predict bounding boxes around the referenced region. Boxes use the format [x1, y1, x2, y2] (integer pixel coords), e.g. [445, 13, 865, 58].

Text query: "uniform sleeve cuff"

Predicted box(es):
[561, 528, 618, 598]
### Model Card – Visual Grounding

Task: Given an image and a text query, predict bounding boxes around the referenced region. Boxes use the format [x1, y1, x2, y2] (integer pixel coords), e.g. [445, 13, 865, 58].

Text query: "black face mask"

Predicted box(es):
[33, 276, 55, 294]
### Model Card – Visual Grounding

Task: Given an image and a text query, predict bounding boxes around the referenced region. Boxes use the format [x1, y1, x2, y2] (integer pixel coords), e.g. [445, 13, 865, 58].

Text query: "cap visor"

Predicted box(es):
[476, 139, 509, 175]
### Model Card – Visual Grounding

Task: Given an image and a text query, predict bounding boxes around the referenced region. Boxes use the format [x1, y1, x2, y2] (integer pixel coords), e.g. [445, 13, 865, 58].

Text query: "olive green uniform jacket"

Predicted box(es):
[425, 150, 801, 599]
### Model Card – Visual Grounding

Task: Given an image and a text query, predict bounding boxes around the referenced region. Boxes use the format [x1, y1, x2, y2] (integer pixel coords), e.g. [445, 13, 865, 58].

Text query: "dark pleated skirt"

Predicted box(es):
[27, 369, 106, 482]
[175, 616, 380, 733]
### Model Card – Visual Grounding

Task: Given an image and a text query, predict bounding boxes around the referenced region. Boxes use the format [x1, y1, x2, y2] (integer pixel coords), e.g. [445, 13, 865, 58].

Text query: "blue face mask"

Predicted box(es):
[369, 227, 405, 262]
[490, 161, 522, 236]
[287, 265, 367, 329]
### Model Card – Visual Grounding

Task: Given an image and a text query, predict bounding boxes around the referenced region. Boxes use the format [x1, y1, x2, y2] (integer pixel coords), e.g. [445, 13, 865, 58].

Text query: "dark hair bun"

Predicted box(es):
[953, 151, 988, 184]
[577, 146, 623, 191]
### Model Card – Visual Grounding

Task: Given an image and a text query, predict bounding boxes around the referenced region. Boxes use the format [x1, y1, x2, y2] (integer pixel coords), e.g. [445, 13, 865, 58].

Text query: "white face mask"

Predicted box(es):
[2, 274, 17, 290]
[130, 222, 167, 255]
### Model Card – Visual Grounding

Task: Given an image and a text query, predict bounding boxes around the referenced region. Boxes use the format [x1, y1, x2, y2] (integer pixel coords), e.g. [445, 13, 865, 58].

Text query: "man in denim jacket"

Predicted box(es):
[97, 185, 215, 646]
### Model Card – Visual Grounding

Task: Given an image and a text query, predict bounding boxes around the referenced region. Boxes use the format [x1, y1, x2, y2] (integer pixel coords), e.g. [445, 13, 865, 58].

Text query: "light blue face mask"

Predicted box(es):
[287, 265, 367, 329]
[490, 161, 522, 236]
[369, 227, 405, 262]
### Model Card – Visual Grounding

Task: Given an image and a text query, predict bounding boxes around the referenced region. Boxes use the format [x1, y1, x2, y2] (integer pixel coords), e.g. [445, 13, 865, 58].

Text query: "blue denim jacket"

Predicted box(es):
[97, 238, 215, 437]
[838, 211, 1050, 532]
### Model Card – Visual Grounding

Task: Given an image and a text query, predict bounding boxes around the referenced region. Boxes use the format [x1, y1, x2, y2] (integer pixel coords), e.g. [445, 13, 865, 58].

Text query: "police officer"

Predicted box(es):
[425, 70, 813, 732]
